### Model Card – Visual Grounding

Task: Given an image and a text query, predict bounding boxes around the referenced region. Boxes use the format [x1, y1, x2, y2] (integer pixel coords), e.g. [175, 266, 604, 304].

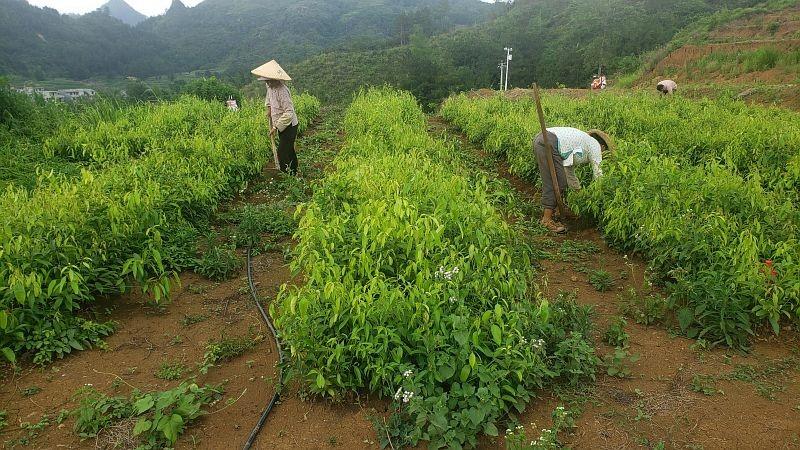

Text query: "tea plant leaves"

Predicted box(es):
[0, 95, 320, 364]
[442, 91, 800, 349]
[276, 88, 597, 448]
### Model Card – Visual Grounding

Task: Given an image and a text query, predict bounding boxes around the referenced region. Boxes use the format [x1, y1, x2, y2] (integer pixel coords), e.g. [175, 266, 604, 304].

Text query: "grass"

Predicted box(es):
[722, 356, 799, 400]
[685, 46, 800, 80]
[619, 288, 667, 326]
[198, 333, 262, 374]
[154, 361, 187, 381]
[180, 314, 209, 327]
[588, 269, 614, 292]
[690, 374, 720, 396]
[556, 240, 600, 263]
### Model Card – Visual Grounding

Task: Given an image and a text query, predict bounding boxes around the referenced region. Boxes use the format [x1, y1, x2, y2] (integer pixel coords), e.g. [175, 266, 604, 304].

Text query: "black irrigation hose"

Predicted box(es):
[243, 247, 285, 450]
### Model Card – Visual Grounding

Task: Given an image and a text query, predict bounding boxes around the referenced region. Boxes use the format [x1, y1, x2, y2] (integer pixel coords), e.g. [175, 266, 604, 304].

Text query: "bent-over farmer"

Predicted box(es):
[251, 59, 299, 174]
[656, 79, 677, 95]
[533, 128, 613, 233]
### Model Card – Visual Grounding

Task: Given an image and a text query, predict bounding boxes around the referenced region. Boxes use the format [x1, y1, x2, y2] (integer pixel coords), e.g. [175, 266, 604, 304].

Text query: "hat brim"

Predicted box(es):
[587, 129, 615, 156]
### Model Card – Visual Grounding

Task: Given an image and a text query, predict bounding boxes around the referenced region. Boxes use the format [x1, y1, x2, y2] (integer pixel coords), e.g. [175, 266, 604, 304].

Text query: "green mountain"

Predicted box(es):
[0, 0, 176, 79]
[99, 0, 147, 26]
[137, 0, 501, 77]
[290, 0, 774, 105]
[1, 0, 498, 80]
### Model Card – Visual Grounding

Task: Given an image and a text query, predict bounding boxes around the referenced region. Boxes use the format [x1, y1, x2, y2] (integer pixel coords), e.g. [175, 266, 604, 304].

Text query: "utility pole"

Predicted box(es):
[498, 62, 505, 91]
[504, 47, 513, 91]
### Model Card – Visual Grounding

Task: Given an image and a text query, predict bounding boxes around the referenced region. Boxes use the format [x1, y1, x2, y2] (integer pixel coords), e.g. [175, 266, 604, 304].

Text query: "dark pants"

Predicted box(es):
[533, 131, 566, 209]
[277, 124, 298, 174]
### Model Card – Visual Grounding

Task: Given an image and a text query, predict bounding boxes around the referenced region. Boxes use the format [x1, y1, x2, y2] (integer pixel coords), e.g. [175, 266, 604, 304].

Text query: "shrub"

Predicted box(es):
[441, 91, 800, 349]
[182, 77, 241, 105]
[195, 245, 240, 281]
[276, 89, 596, 449]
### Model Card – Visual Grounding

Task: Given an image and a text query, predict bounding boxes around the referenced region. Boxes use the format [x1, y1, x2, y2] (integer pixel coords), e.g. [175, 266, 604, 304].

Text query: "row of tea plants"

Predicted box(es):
[441, 92, 800, 348]
[274, 88, 597, 449]
[0, 95, 320, 365]
[44, 93, 320, 168]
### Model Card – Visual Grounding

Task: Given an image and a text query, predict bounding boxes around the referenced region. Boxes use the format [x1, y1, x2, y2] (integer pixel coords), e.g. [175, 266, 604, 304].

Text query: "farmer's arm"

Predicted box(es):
[274, 88, 296, 132]
[588, 139, 603, 179]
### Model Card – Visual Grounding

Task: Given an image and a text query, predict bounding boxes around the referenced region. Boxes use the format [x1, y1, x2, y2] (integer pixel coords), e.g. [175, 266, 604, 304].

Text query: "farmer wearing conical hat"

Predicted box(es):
[533, 128, 613, 233]
[252, 60, 299, 174]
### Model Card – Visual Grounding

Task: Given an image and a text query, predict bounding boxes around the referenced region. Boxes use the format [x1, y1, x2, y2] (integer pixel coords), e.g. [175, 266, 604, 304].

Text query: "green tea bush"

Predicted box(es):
[0, 95, 320, 364]
[232, 203, 296, 247]
[182, 77, 242, 105]
[441, 92, 800, 349]
[195, 245, 240, 281]
[275, 88, 596, 449]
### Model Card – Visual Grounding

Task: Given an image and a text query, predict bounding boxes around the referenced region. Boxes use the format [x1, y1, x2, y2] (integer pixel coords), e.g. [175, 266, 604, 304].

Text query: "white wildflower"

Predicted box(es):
[402, 369, 413, 378]
[394, 387, 403, 400]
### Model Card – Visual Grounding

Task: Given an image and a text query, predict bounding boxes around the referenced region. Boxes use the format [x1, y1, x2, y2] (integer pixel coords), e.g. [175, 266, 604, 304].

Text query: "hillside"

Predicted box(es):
[0, 0, 177, 79]
[634, 0, 800, 109]
[290, 0, 771, 105]
[99, 0, 147, 26]
[137, 0, 500, 79]
[1, 0, 499, 80]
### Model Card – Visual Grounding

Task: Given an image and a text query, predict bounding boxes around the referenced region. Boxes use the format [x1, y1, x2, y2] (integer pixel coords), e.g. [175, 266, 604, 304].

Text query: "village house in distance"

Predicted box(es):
[15, 86, 96, 102]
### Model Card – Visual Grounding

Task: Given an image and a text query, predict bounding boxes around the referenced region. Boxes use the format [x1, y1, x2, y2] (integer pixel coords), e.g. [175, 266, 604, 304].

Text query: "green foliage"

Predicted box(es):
[1, 0, 498, 80]
[182, 77, 241, 104]
[505, 405, 575, 449]
[588, 269, 613, 292]
[180, 314, 209, 327]
[0, 95, 320, 364]
[294, 0, 767, 103]
[73, 382, 221, 448]
[275, 89, 597, 449]
[619, 289, 668, 327]
[0, 410, 6, 430]
[690, 374, 720, 395]
[198, 334, 260, 374]
[603, 317, 629, 347]
[602, 347, 640, 378]
[22, 386, 42, 397]
[154, 361, 187, 381]
[24, 317, 115, 366]
[228, 204, 297, 248]
[442, 91, 800, 349]
[195, 245, 240, 281]
[684, 47, 800, 79]
[556, 240, 600, 263]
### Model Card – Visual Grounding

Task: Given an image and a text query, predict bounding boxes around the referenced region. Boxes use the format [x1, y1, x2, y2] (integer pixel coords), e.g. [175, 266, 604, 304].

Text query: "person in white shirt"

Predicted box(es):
[657, 79, 678, 95]
[251, 59, 300, 173]
[532, 128, 613, 233]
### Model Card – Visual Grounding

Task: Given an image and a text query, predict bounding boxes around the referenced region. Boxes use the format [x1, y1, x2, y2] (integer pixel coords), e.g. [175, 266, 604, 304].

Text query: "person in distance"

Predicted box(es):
[657, 79, 678, 95]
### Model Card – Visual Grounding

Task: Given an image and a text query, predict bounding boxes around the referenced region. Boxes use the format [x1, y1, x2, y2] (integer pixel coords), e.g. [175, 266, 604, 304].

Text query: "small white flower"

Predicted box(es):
[394, 387, 403, 400]
[402, 369, 413, 378]
[449, 296, 457, 304]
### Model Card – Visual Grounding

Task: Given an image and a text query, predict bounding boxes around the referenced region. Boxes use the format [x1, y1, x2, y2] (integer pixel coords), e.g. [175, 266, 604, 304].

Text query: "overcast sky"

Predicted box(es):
[27, 0, 205, 16]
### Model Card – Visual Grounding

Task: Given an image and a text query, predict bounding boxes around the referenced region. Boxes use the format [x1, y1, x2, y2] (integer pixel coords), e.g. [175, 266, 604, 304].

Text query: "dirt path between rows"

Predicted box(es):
[429, 116, 800, 450]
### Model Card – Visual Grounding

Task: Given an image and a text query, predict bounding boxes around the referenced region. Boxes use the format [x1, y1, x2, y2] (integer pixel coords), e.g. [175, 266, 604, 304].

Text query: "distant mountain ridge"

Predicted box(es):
[2, 0, 500, 79]
[98, 0, 146, 26]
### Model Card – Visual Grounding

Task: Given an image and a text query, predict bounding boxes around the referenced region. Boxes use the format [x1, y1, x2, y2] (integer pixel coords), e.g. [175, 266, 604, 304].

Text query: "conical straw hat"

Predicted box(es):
[251, 60, 291, 81]
[587, 129, 615, 156]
